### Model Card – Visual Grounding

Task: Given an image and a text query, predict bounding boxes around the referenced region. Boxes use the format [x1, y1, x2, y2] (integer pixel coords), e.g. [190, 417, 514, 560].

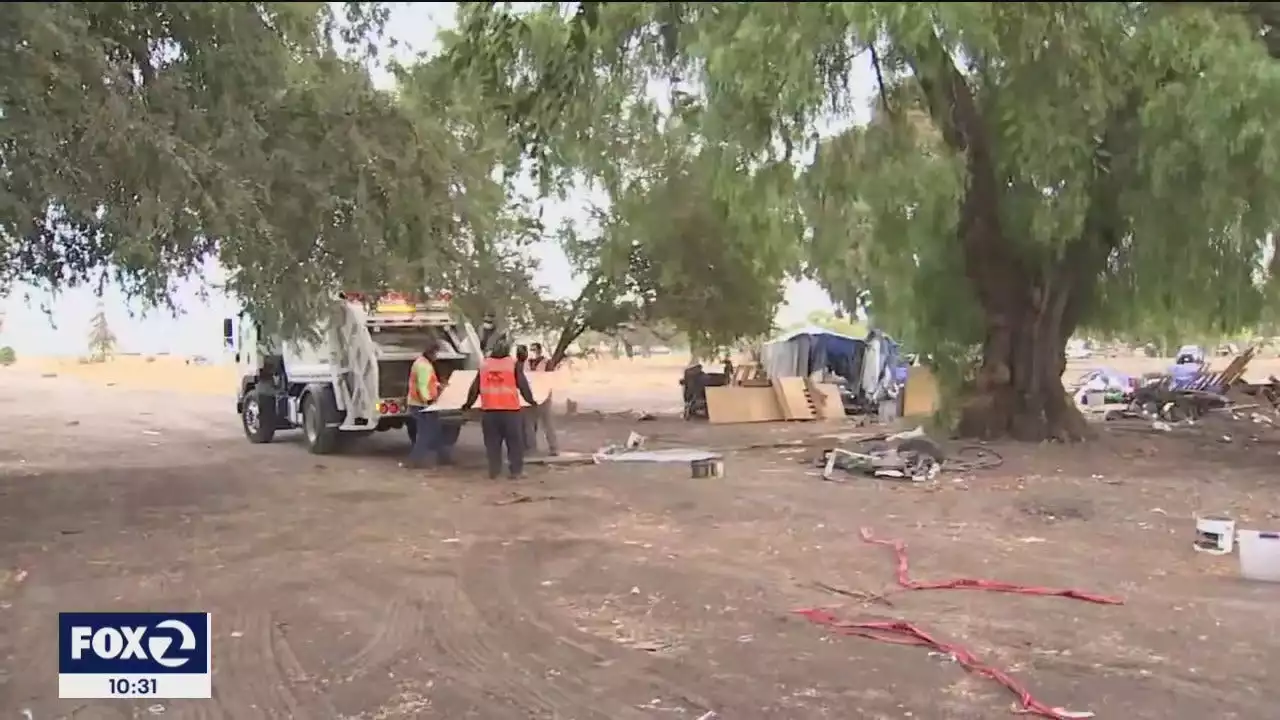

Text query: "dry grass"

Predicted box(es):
[15, 353, 693, 399]
[15, 351, 1278, 402]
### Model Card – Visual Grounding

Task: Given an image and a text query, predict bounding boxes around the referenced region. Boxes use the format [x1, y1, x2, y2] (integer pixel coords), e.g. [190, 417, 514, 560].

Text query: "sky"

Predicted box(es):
[1, 3, 868, 358]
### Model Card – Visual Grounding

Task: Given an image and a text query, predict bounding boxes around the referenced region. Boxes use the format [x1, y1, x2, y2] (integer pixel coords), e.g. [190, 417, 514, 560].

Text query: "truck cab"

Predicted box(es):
[224, 291, 485, 454]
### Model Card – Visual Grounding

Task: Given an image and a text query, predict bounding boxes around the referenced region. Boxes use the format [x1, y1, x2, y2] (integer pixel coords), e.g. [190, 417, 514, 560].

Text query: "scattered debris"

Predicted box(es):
[492, 493, 557, 506]
[1017, 498, 1093, 523]
[805, 580, 893, 606]
[525, 451, 594, 467]
[594, 447, 722, 465]
[1194, 515, 1235, 555]
[690, 457, 724, 479]
[622, 639, 673, 653]
[818, 428, 1001, 483]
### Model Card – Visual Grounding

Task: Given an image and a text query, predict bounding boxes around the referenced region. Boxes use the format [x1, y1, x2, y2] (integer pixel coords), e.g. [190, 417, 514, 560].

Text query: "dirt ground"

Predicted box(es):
[2, 361, 1280, 719]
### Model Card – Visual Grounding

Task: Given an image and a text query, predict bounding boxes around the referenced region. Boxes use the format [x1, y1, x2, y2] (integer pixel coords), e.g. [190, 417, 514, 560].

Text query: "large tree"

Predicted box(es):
[440, 6, 801, 354]
[0, 2, 492, 335]
[448, 2, 1280, 440]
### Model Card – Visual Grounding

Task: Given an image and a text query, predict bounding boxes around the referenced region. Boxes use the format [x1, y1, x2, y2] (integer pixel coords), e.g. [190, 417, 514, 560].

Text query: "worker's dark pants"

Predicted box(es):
[481, 410, 524, 478]
[408, 408, 450, 466]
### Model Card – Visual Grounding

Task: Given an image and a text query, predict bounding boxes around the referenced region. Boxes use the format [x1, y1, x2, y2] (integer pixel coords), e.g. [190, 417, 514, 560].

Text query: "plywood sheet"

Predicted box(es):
[431, 369, 554, 410]
[902, 366, 939, 417]
[771, 377, 817, 421]
[706, 386, 784, 424]
[808, 381, 846, 420]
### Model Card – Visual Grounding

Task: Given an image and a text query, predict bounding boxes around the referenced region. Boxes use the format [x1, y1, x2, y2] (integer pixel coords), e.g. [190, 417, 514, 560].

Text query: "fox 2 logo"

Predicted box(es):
[59, 613, 210, 675]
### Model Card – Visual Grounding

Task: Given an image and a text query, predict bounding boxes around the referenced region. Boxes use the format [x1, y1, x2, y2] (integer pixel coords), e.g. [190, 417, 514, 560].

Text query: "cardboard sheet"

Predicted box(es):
[431, 369, 555, 410]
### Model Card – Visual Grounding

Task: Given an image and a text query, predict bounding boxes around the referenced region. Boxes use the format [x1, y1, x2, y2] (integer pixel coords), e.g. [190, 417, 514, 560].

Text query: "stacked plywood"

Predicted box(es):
[772, 377, 817, 420]
[806, 380, 847, 420]
[704, 377, 845, 424]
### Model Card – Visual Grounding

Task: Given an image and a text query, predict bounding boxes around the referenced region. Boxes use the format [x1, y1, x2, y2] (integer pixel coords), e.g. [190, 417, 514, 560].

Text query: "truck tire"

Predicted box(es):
[302, 388, 342, 455]
[242, 389, 276, 444]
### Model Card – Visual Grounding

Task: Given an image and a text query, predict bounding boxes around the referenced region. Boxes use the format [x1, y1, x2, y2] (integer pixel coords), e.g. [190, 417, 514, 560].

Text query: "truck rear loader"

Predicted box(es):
[224, 291, 485, 454]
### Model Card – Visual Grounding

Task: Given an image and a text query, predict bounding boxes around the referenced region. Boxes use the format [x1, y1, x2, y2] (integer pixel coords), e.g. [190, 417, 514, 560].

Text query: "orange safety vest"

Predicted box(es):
[479, 356, 521, 411]
[407, 356, 440, 406]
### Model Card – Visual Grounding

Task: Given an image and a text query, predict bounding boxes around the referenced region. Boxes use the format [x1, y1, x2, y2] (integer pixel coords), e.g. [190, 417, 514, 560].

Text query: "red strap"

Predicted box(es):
[859, 527, 1123, 605]
[789, 530, 1122, 717]
[793, 609, 1084, 719]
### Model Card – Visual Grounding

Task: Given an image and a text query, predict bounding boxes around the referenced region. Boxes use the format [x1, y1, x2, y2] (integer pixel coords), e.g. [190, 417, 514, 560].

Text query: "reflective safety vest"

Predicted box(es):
[479, 356, 521, 411]
[407, 356, 440, 406]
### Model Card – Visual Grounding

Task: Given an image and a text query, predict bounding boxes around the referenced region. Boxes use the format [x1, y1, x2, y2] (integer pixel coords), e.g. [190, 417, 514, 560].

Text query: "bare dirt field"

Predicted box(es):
[2, 357, 1279, 719]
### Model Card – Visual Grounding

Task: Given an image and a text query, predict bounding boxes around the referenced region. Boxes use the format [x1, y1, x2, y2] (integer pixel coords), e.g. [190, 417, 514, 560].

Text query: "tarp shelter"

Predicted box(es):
[760, 325, 864, 382]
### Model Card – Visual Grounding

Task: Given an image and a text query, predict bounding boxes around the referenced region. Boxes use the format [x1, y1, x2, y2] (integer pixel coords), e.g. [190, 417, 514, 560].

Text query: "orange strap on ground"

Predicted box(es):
[859, 527, 1124, 605]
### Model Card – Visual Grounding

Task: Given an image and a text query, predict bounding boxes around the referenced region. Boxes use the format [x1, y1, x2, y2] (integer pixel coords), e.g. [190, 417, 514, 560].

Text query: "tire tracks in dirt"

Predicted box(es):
[338, 592, 427, 681]
[434, 536, 728, 719]
[209, 608, 336, 720]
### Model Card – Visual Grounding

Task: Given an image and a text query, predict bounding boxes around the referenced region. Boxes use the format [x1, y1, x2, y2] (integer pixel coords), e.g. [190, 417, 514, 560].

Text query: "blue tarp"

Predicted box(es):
[762, 326, 863, 381]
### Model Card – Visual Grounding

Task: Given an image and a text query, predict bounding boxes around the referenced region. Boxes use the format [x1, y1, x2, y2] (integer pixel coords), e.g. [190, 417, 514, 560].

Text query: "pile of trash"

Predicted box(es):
[817, 427, 1002, 483]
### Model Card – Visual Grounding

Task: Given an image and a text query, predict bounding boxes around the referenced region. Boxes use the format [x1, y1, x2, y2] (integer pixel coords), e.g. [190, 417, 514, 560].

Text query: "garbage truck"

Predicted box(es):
[224, 290, 486, 454]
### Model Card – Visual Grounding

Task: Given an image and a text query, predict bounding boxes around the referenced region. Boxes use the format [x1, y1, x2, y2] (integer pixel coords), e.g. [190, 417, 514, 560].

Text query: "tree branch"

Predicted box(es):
[1054, 91, 1146, 336]
[869, 43, 892, 116]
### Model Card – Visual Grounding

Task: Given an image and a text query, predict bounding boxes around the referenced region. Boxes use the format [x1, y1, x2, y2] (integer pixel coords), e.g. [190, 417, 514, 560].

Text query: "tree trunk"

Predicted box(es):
[955, 278, 1091, 442]
[548, 322, 584, 371]
[904, 30, 1132, 442]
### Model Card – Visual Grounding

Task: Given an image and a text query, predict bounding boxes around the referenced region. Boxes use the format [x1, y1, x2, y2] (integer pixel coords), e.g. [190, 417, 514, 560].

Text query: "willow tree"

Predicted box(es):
[0, 2, 492, 335]
[448, 2, 1280, 440]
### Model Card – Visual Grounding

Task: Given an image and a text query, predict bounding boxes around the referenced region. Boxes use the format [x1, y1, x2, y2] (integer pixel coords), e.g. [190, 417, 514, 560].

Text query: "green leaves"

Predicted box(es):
[0, 2, 491, 338]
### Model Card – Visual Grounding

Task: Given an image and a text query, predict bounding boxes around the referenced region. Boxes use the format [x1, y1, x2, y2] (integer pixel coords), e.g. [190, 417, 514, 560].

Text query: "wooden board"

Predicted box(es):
[771, 377, 817, 421]
[808, 381, 846, 420]
[902, 366, 940, 417]
[706, 386, 784, 424]
[432, 370, 554, 410]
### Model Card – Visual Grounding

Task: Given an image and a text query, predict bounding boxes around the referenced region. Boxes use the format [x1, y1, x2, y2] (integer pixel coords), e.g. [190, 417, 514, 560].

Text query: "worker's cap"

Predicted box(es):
[490, 335, 512, 356]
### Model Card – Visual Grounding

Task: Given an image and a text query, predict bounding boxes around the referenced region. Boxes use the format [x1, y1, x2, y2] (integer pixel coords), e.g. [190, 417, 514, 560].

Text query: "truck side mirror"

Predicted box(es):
[222, 318, 234, 347]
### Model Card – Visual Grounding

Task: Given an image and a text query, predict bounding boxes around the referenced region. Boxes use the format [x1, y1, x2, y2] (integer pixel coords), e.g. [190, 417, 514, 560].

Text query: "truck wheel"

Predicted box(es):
[302, 389, 342, 455]
[242, 390, 276, 444]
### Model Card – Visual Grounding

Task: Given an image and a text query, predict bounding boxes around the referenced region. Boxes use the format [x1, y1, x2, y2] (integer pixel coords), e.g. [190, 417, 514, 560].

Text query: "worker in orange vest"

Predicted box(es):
[461, 337, 538, 479]
[403, 339, 448, 469]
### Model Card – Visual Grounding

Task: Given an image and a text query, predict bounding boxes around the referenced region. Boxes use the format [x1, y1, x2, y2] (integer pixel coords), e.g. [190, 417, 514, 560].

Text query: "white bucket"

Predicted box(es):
[1194, 515, 1235, 555]
[1238, 530, 1280, 582]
